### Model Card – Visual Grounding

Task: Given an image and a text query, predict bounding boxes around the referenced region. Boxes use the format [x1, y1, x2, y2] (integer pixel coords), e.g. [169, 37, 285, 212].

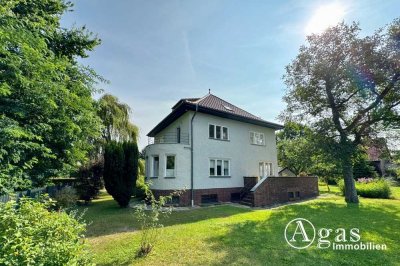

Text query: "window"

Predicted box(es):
[166, 155, 176, 177]
[209, 124, 215, 138]
[152, 156, 159, 177]
[224, 160, 229, 175]
[216, 126, 221, 139]
[216, 160, 222, 175]
[288, 191, 300, 201]
[201, 194, 218, 204]
[210, 159, 230, 176]
[250, 131, 265, 145]
[209, 124, 229, 140]
[209, 160, 215, 176]
[259, 162, 273, 177]
[176, 127, 181, 143]
[223, 127, 228, 140]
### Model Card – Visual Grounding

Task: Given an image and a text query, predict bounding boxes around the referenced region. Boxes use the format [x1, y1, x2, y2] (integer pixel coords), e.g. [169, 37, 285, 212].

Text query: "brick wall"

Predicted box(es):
[252, 176, 319, 207]
[152, 187, 242, 206]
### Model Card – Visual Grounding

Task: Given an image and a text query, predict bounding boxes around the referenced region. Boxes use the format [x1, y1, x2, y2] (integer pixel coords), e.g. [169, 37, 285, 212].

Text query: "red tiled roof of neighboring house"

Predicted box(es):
[148, 93, 283, 137]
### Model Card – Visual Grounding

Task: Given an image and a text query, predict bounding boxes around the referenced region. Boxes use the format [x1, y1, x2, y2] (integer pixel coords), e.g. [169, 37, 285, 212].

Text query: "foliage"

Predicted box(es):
[0, 0, 103, 194]
[0, 197, 92, 265]
[134, 183, 180, 257]
[134, 173, 147, 199]
[282, 19, 400, 202]
[277, 121, 341, 179]
[75, 159, 103, 204]
[277, 122, 314, 176]
[103, 141, 138, 207]
[53, 185, 78, 209]
[98, 94, 138, 143]
[353, 151, 377, 179]
[338, 179, 392, 199]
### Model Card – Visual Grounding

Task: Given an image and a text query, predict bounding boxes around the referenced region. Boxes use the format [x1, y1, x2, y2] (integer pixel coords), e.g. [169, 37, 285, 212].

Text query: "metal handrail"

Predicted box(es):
[148, 132, 189, 145]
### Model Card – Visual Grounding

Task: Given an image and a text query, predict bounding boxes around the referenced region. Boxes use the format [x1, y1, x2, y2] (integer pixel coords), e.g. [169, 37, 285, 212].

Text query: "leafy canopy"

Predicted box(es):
[282, 19, 400, 202]
[0, 0, 103, 193]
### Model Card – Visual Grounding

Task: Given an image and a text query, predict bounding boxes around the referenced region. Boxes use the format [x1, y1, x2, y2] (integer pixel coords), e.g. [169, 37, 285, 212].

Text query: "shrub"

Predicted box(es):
[75, 159, 103, 204]
[134, 183, 181, 257]
[134, 174, 147, 200]
[338, 179, 392, 199]
[0, 197, 92, 265]
[54, 186, 78, 209]
[104, 141, 138, 207]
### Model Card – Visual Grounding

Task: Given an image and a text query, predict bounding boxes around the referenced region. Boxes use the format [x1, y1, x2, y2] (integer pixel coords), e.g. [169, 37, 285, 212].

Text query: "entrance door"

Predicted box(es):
[259, 162, 273, 178]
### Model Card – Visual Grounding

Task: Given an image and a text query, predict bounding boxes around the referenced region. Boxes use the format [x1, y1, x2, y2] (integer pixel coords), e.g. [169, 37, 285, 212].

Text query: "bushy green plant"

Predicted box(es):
[104, 141, 138, 207]
[75, 159, 103, 204]
[0, 197, 92, 265]
[134, 183, 181, 257]
[53, 186, 78, 209]
[338, 179, 392, 199]
[134, 174, 147, 199]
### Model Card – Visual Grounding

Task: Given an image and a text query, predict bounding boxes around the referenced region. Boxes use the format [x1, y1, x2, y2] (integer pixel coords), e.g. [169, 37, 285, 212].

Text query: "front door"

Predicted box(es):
[259, 162, 273, 178]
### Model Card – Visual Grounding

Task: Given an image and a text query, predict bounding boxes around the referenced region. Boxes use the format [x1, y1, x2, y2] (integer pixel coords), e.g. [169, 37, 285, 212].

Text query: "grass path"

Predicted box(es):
[80, 187, 400, 265]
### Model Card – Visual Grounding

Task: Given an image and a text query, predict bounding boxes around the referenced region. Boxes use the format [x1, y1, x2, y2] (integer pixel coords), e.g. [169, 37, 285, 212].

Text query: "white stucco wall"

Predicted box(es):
[192, 112, 279, 189]
[145, 143, 191, 190]
[145, 112, 192, 190]
[145, 111, 279, 190]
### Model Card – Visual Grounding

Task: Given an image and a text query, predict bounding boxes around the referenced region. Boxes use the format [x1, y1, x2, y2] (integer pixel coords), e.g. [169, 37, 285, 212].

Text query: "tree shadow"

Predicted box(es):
[204, 200, 400, 265]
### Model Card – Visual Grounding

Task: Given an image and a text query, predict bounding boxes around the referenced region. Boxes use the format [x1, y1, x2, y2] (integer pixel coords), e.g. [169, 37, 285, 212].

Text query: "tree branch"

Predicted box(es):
[345, 73, 400, 132]
[324, 81, 346, 138]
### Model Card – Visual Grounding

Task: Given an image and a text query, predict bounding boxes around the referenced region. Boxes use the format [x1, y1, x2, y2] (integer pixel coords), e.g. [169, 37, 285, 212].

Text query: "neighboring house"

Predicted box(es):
[278, 167, 296, 177]
[366, 138, 392, 176]
[144, 93, 318, 206]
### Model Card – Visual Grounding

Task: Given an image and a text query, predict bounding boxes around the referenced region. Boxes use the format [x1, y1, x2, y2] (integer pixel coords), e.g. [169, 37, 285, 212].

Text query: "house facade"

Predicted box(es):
[144, 93, 318, 206]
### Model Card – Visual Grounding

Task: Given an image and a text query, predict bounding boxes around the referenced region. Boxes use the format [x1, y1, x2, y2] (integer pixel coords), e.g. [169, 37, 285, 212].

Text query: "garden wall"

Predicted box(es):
[252, 176, 319, 207]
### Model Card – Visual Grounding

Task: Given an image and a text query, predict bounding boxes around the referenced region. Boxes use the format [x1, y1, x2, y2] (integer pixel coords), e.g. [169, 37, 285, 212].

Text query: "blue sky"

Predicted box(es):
[61, 0, 400, 149]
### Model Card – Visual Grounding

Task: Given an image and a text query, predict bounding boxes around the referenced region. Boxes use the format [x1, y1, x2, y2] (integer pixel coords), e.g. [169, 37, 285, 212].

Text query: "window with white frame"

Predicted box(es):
[152, 155, 159, 177]
[209, 124, 229, 140]
[250, 131, 265, 145]
[165, 155, 176, 177]
[259, 162, 273, 177]
[209, 159, 230, 176]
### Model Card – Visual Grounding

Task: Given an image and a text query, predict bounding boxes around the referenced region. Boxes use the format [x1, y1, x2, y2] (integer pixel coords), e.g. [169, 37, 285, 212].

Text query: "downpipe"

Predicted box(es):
[190, 104, 198, 207]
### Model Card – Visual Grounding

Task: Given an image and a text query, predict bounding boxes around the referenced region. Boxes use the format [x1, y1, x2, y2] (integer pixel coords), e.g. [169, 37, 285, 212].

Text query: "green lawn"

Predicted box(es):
[80, 187, 400, 265]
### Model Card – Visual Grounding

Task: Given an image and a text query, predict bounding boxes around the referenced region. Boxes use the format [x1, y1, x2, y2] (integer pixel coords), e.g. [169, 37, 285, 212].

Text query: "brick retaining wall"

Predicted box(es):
[252, 176, 319, 207]
[153, 187, 242, 206]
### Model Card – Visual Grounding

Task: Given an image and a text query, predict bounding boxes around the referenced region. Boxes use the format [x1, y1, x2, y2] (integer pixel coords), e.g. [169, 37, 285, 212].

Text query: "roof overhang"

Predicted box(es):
[147, 102, 284, 137]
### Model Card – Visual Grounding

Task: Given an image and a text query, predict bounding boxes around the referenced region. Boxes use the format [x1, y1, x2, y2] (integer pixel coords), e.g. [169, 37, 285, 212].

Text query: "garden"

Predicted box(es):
[1, 1, 400, 265]
[81, 184, 400, 265]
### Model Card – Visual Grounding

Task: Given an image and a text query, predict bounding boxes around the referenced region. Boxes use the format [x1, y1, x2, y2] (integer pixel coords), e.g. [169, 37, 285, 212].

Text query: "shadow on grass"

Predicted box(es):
[205, 200, 400, 266]
[80, 196, 253, 238]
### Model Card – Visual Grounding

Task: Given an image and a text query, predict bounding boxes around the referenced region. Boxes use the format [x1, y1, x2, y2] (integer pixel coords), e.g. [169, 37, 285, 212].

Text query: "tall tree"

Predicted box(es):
[103, 141, 138, 207]
[98, 94, 138, 143]
[0, 0, 102, 193]
[282, 19, 400, 203]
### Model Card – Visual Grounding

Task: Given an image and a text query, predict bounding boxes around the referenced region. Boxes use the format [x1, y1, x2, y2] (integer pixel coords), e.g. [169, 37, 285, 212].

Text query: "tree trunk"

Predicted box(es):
[342, 153, 359, 203]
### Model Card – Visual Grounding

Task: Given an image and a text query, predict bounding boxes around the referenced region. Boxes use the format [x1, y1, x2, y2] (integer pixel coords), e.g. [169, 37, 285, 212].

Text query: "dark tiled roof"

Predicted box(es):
[147, 93, 283, 137]
[187, 94, 267, 122]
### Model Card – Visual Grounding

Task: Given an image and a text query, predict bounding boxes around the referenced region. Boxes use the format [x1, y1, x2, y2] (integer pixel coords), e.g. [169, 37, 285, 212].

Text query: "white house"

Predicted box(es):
[144, 93, 287, 206]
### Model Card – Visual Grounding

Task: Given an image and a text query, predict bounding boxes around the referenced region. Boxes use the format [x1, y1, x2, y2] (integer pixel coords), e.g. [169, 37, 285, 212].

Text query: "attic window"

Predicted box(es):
[222, 105, 233, 111]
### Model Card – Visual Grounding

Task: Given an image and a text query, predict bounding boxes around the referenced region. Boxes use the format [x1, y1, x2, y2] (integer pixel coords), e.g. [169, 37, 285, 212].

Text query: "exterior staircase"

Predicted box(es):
[240, 192, 254, 207]
[239, 176, 259, 207]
